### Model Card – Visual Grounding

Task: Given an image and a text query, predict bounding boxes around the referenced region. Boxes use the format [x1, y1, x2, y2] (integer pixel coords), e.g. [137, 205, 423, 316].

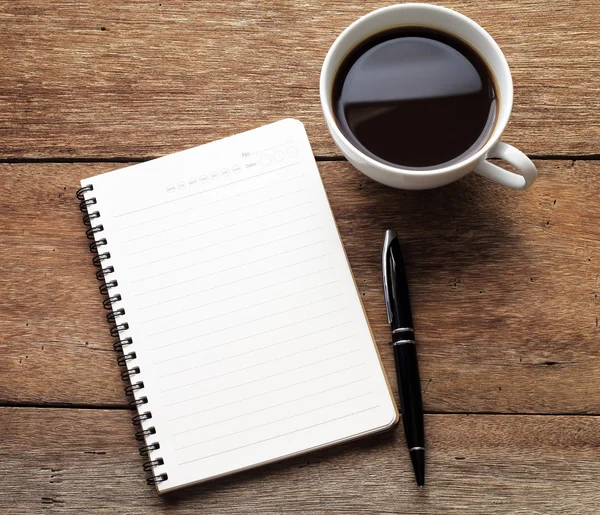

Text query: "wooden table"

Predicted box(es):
[1, 1, 599, 513]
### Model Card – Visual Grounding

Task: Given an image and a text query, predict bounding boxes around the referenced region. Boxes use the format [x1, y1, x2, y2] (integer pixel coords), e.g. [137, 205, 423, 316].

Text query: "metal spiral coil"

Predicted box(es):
[135, 426, 156, 441]
[79, 197, 97, 211]
[106, 308, 126, 323]
[103, 294, 122, 309]
[133, 412, 153, 426]
[147, 473, 168, 485]
[86, 224, 104, 239]
[99, 280, 118, 295]
[83, 211, 101, 226]
[76, 184, 94, 200]
[124, 381, 144, 396]
[121, 367, 140, 381]
[92, 251, 111, 266]
[129, 396, 148, 409]
[116, 351, 136, 366]
[139, 442, 160, 457]
[143, 458, 164, 471]
[110, 323, 129, 338]
[89, 238, 107, 253]
[77, 184, 166, 488]
[113, 337, 133, 352]
[96, 265, 114, 281]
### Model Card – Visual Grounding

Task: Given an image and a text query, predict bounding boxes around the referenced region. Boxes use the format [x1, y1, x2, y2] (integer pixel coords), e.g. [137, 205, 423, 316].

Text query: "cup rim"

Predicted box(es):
[319, 3, 514, 177]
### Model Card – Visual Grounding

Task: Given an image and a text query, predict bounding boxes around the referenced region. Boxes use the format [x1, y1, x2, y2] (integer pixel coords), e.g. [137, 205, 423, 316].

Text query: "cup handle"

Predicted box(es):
[474, 142, 537, 190]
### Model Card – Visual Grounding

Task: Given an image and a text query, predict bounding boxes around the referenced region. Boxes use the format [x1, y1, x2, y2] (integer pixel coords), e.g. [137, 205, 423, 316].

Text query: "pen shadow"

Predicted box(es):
[159, 429, 400, 505]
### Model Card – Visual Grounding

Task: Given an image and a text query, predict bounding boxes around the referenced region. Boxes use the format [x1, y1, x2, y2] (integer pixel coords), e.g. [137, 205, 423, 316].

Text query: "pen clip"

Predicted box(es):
[382, 229, 396, 324]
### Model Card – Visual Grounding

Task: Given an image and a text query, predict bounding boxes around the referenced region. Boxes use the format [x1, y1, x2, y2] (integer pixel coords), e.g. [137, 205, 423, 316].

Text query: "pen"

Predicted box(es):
[382, 229, 425, 488]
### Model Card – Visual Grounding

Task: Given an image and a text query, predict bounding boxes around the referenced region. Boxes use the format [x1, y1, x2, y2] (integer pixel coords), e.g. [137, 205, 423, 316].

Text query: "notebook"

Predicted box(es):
[77, 119, 398, 494]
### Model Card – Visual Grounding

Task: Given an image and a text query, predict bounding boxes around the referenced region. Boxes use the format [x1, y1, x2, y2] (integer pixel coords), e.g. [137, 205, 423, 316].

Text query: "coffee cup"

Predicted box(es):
[320, 3, 537, 190]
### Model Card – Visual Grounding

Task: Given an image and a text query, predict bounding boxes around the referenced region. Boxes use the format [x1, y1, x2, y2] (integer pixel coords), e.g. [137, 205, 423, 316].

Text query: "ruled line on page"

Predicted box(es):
[173, 377, 370, 436]
[175, 391, 376, 452]
[155, 317, 351, 366]
[128, 215, 320, 270]
[145, 280, 339, 338]
[140, 263, 332, 314]
[134, 237, 326, 294]
[131, 229, 325, 283]
[140, 262, 331, 323]
[131, 230, 324, 285]
[169, 352, 361, 407]
[177, 405, 380, 465]
[116, 173, 304, 232]
[122, 200, 313, 257]
[146, 293, 343, 346]
[169, 363, 367, 421]
[119, 187, 309, 244]
[136, 251, 329, 300]
[160, 337, 356, 394]
[114, 161, 301, 218]
[157, 326, 353, 379]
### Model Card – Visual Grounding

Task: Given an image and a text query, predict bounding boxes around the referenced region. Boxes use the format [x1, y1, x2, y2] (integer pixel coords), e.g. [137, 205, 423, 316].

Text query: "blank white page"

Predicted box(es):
[81, 119, 397, 493]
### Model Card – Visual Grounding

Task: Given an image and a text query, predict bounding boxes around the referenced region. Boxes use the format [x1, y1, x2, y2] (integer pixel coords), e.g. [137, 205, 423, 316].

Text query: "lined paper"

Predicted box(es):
[81, 119, 397, 493]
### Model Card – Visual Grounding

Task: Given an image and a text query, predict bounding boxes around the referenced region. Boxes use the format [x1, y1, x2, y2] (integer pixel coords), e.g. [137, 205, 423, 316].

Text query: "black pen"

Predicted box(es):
[382, 230, 425, 488]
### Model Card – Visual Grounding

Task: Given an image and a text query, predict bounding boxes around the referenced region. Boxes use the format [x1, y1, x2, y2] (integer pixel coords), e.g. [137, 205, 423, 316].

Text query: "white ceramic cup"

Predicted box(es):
[320, 3, 537, 190]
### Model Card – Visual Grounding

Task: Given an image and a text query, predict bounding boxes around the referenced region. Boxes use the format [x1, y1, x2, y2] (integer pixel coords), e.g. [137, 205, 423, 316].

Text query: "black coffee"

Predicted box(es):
[332, 28, 498, 169]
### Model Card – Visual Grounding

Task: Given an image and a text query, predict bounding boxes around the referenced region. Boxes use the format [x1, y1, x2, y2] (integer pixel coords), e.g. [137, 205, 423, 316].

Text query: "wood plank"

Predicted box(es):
[0, 0, 599, 159]
[1, 407, 599, 513]
[1, 160, 599, 412]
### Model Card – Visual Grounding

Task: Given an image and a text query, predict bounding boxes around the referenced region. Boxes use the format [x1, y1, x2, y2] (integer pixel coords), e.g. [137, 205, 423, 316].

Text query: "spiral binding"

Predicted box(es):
[76, 184, 168, 487]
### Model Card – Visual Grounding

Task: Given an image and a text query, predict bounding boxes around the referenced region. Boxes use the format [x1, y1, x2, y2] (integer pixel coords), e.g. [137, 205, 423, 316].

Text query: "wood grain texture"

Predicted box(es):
[0, 0, 599, 159]
[1, 160, 598, 412]
[1, 407, 599, 514]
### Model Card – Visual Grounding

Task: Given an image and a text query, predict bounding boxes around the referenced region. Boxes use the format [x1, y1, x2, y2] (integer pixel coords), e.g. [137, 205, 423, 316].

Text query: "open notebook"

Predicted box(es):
[78, 119, 398, 494]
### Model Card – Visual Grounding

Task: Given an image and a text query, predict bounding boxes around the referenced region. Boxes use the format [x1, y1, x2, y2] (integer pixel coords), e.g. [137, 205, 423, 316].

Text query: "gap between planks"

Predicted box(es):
[0, 154, 599, 165]
[3, 402, 600, 417]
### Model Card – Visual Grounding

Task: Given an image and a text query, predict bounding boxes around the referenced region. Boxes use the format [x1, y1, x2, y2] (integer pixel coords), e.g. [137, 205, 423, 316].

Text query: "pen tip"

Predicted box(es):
[418, 485, 424, 491]
[410, 448, 425, 489]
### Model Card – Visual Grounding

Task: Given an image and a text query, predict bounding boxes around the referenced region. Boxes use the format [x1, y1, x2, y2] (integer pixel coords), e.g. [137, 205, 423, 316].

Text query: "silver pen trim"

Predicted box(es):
[393, 339, 415, 346]
[382, 229, 397, 324]
[392, 327, 414, 334]
[410, 447, 425, 452]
